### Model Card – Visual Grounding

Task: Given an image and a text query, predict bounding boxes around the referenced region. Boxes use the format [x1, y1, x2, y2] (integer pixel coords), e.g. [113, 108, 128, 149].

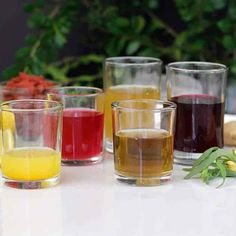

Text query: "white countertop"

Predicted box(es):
[1, 115, 236, 236]
[1, 153, 236, 236]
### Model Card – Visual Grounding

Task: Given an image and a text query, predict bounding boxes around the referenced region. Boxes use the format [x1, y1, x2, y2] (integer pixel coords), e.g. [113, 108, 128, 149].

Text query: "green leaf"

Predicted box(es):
[200, 168, 210, 184]
[126, 41, 141, 55]
[222, 35, 235, 50]
[228, 6, 236, 20]
[192, 147, 219, 168]
[175, 32, 188, 47]
[132, 16, 146, 34]
[191, 39, 205, 51]
[46, 65, 68, 83]
[230, 60, 236, 75]
[203, 1, 215, 12]
[28, 11, 47, 28]
[24, 3, 36, 13]
[114, 17, 129, 28]
[2, 66, 19, 79]
[211, 0, 226, 9]
[184, 149, 230, 179]
[217, 19, 233, 33]
[79, 54, 104, 64]
[106, 37, 127, 56]
[147, 0, 159, 9]
[25, 34, 38, 44]
[53, 25, 67, 47]
[16, 47, 31, 61]
[216, 159, 226, 188]
[76, 75, 95, 82]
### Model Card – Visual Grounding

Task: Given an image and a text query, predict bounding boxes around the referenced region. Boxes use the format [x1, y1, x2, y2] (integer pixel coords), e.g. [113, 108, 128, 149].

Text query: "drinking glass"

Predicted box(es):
[48, 87, 104, 165]
[103, 57, 162, 153]
[112, 99, 176, 186]
[0, 99, 63, 189]
[166, 61, 227, 165]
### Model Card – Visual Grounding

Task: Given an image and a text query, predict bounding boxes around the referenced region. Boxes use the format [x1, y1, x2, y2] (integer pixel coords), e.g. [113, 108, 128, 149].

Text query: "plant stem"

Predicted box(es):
[146, 11, 178, 38]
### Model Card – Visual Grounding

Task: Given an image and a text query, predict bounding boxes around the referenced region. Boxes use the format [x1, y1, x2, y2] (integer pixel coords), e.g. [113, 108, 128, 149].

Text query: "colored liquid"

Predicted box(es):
[1, 147, 60, 180]
[114, 129, 173, 178]
[62, 108, 104, 160]
[171, 94, 224, 153]
[105, 85, 160, 144]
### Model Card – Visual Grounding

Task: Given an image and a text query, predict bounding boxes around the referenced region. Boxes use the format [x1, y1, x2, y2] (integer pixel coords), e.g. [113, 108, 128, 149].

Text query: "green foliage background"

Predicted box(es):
[3, 0, 236, 86]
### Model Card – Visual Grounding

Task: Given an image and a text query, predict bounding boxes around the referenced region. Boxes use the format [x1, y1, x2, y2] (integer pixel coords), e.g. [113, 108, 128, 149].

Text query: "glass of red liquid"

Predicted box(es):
[166, 62, 227, 165]
[48, 87, 104, 165]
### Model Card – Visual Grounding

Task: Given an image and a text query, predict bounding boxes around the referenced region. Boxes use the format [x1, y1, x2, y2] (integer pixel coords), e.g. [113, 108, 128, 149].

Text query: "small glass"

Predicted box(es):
[0, 99, 63, 189]
[103, 57, 162, 153]
[166, 61, 227, 165]
[112, 99, 176, 186]
[48, 87, 104, 165]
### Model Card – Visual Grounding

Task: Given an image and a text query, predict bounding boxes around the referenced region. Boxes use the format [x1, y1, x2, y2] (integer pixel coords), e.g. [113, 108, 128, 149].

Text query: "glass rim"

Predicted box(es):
[1, 99, 63, 112]
[105, 56, 162, 66]
[47, 86, 103, 97]
[112, 99, 176, 112]
[166, 61, 227, 73]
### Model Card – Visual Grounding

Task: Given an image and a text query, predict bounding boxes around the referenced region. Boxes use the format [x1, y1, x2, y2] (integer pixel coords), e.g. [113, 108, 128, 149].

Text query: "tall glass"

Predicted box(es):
[0, 99, 63, 189]
[48, 87, 104, 165]
[103, 57, 162, 153]
[112, 99, 176, 186]
[166, 62, 227, 165]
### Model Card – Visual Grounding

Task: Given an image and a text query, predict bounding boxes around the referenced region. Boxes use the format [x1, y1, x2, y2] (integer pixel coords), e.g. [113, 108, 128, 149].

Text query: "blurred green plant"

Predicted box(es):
[3, 0, 236, 85]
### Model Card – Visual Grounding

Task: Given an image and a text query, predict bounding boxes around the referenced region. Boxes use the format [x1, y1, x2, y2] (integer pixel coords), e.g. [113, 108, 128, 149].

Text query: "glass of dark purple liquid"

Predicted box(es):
[166, 62, 227, 165]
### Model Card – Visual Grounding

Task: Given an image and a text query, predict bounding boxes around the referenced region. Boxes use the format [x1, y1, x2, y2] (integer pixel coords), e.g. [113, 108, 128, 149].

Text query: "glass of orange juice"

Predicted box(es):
[103, 57, 162, 153]
[0, 99, 63, 189]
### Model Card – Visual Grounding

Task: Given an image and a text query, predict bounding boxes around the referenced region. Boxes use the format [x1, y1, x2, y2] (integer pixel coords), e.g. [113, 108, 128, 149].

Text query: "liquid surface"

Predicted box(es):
[2, 147, 60, 180]
[114, 129, 173, 178]
[105, 85, 160, 143]
[62, 108, 104, 160]
[171, 94, 224, 153]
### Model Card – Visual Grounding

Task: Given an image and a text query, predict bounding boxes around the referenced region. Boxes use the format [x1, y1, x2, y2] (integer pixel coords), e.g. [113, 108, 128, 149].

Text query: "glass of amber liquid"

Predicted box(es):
[112, 99, 176, 186]
[0, 99, 63, 189]
[103, 57, 162, 153]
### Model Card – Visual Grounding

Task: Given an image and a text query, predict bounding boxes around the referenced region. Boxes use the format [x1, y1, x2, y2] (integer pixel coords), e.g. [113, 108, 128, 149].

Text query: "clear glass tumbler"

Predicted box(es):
[48, 87, 104, 165]
[112, 99, 176, 186]
[0, 99, 63, 189]
[103, 57, 162, 153]
[166, 61, 227, 165]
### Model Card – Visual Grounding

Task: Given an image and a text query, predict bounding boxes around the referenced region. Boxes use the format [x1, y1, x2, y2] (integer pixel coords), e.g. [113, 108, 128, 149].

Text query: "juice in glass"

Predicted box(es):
[105, 85, 160, 151]
[2, 147, 60, 180]
[62, 108, 104, 162]
[171, 94, 224, 153]
[114, 129, 173, 178]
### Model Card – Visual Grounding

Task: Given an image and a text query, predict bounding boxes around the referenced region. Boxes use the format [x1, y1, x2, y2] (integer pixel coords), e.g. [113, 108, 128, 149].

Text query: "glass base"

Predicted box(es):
[115, 173, 172, 186]
[174, 150, 201, 166]
[2, 175, 60, 189]
[62, 155, 102, 166]
[105, 138, 113, 153]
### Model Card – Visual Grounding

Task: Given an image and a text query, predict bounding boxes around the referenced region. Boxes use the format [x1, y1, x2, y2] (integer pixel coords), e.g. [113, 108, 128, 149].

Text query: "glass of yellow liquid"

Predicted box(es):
[103, 57, 162, 153]
[112, 99, 176, 186]
[0, 99, 63, 189]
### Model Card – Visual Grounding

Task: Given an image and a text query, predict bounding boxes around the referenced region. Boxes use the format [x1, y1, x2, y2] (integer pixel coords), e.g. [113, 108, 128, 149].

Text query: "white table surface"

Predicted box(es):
[1, 115, 236, 236]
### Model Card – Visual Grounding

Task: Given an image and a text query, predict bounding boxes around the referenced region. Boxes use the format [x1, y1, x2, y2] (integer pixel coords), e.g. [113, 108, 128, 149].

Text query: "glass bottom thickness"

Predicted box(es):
[174, 150, 201, 166]
[115, 172, 172, 186]
[2, 175, 60, 189]
[62, 155, 103, 166]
